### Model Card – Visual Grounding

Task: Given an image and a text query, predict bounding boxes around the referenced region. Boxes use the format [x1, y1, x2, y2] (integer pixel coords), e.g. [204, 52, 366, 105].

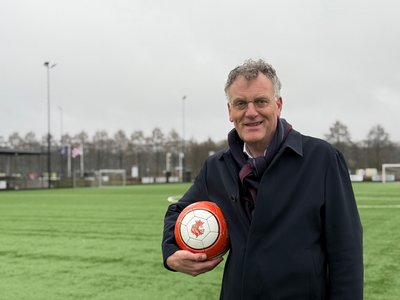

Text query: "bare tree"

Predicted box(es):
[189, 138, 218, 176]
[365, 124, 393, 168]
[165, 129, 181, 177]
[0, 135, 5, 147]
[114, 130, 128, 169]
[130, 130, 146, 178]
[325, 121, 352, 147]
[23, 132, 40, 150]
[8, 132, 24, 148]
[325, 121, 357, 168]
[151, 128, 165, 177]
[92, 130, 111, 170]
[73, 131, 89, 146]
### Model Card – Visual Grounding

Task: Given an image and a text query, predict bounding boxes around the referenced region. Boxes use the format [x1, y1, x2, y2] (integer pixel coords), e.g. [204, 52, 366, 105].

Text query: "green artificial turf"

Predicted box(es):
[0, 182, 399, 299]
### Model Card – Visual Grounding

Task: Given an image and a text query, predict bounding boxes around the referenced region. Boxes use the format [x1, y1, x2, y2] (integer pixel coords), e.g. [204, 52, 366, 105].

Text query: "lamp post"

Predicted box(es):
[58, 105, 63, 179]
[58, 105, 63, 143]
[44, 61, 56, 188]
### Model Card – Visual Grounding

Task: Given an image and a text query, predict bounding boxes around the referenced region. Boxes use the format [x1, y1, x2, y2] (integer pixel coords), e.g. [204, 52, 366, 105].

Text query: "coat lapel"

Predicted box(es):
[220, 151, 251, 230]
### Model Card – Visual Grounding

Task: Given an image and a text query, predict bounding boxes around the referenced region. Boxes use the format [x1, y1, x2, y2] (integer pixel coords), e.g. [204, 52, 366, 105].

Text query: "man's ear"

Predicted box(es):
[227, 102, 233, 122]
[276, 97, 283, 116]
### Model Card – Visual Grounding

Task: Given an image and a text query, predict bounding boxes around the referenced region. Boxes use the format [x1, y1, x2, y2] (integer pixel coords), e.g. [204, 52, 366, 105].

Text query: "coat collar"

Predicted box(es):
[281, 128, 303, 157]
[218, 128, 303, 161]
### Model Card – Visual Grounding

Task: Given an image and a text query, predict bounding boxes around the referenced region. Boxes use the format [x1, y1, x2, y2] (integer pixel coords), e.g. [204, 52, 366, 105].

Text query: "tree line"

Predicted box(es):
[0, 121, 399, 181]
[324, 121, 399, 171]
[0, 128, 226, 181]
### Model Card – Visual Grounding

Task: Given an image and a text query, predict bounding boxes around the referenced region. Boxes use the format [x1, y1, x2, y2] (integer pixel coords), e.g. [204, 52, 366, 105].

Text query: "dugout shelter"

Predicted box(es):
[0, 148, 46, 190]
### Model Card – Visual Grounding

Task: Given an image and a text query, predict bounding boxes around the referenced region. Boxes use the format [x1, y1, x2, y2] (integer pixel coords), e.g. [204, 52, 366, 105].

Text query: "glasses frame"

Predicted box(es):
[229, 97, 273, 111]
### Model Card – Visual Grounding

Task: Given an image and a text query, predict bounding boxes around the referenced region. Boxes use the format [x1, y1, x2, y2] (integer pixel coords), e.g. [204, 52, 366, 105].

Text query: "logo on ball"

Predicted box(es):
[191, 220, 205, 237]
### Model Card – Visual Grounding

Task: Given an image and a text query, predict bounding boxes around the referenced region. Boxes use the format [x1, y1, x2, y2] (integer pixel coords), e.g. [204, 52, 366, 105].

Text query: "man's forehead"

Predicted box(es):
[229, 73, 274, 93]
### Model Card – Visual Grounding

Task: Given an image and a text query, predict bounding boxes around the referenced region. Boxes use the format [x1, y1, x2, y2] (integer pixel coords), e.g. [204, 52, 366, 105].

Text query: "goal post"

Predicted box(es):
[382, 163, 400, 183]
[96, 169, 126, 187]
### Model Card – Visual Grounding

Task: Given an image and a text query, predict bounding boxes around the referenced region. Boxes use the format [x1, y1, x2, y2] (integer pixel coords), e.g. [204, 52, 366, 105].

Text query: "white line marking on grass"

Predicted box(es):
[358, 205, 400, 209]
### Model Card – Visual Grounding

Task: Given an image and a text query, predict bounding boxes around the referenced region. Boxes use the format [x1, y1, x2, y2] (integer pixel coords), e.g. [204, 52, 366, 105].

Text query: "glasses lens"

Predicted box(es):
[232, 99, 268, 110]
[232, 101, 247, 110]
[254, 99, 268, 108]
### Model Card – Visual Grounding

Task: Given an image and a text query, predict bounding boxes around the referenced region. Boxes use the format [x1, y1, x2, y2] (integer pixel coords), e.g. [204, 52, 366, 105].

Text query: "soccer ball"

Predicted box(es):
[174, 201, 229, 259]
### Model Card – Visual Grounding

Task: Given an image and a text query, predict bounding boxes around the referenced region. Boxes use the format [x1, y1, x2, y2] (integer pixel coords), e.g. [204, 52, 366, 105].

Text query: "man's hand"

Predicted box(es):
[166, 250, 224, 277]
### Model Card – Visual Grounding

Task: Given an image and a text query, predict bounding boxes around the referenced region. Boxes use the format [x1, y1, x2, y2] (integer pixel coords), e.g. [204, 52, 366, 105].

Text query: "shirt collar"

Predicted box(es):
[243, 143, 267, 159]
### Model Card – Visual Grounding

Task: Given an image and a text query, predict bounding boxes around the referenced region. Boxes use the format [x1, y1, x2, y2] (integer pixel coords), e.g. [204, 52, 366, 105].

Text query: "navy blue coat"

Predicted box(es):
[162, 129, 363, 300]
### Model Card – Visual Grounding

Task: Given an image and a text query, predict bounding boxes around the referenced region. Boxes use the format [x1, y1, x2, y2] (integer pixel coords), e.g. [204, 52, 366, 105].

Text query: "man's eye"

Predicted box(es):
[254, 99, 268, 107]
[234, 101, 247, 108]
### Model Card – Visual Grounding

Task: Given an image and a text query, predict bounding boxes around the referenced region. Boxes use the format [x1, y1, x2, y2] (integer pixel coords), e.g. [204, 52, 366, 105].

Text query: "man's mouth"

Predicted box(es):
[245, 121, 263, 127]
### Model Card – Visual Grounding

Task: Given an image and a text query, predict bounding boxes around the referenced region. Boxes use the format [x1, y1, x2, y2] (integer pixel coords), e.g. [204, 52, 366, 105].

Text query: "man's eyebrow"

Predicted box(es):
[254, 96, 271, 101]
[231, 97, 247, 102]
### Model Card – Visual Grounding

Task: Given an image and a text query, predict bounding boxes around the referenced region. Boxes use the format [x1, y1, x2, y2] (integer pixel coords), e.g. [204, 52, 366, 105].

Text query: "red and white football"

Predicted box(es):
[174, 201, 229, 259]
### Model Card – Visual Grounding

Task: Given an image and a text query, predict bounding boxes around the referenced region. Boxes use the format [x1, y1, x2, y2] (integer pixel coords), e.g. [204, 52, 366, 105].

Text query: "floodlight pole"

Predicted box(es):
[44, 61, 56, 188]
[58, 105, 63, 143]
[58, 105, 63, 179]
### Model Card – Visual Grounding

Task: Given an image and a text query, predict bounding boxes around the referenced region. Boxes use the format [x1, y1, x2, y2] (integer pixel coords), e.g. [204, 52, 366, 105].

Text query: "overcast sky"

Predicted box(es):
[1, 0, 399, 144]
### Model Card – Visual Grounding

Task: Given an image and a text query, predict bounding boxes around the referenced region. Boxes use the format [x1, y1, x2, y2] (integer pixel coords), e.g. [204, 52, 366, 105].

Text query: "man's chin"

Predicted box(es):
[241, 132, 264, 143]
[243, 138, 266, 148]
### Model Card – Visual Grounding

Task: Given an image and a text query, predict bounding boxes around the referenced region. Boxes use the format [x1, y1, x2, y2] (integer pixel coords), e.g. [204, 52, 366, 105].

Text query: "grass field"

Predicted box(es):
[0, 182, 399, 299]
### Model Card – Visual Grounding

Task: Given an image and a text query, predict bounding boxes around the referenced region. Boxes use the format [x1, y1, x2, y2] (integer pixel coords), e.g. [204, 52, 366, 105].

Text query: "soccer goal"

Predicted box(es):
[96, 169, 127, 187]
[381, 164, 400, 183]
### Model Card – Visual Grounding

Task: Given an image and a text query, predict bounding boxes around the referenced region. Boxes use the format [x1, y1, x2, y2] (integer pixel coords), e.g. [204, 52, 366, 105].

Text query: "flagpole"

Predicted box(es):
[80, 145, 84, 178]
[67, 144, 71, 178]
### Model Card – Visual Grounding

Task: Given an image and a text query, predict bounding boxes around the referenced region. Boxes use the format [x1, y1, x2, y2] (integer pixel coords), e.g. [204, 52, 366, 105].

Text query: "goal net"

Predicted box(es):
[96, 169, 126, 187]
[381, 164, 400, 183]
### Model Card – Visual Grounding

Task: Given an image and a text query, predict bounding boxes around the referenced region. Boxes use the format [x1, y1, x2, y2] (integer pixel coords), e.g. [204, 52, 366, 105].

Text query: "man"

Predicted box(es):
[162, 59, 363, 299]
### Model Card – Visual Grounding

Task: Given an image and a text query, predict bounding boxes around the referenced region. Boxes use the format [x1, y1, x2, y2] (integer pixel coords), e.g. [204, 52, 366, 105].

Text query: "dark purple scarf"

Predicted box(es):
[228, 118, 292, 216]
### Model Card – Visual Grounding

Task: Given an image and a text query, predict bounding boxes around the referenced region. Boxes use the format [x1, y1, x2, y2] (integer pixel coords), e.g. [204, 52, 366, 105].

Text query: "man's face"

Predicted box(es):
[227, 73, 282, 153]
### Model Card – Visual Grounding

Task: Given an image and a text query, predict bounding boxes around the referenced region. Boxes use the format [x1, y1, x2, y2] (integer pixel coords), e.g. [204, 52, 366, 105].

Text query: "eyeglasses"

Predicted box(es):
[230, 98, 271, 111]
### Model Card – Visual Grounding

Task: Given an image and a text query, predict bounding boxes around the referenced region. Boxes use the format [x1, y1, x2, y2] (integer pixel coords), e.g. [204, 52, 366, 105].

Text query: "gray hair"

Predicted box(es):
[224, 59, 282, 99]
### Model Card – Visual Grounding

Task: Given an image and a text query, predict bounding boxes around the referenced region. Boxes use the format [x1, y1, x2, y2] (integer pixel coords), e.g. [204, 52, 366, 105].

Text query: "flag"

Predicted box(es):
[60, 145, 68, 155]
[72, 146, 83, 158]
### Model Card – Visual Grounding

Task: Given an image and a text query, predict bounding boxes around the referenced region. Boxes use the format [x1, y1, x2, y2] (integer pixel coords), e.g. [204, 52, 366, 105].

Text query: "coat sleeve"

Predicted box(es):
[324, 150, 363, 299]
[161, 161, 209, 270]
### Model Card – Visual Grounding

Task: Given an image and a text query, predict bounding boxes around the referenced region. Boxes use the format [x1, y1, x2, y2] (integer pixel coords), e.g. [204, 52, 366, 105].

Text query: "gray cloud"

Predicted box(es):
[1, 0, 399, 143]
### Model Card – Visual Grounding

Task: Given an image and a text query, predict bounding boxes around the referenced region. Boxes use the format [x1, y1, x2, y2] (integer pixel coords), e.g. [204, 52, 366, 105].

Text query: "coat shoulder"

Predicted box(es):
[301, 134, 339, 157]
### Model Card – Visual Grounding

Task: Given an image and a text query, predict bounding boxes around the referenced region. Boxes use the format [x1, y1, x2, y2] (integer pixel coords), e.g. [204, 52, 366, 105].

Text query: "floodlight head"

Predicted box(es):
[44, 62, 57, 68]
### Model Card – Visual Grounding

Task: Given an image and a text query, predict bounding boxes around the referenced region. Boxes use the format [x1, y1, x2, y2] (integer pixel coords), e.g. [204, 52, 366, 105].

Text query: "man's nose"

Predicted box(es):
[245, 102, 258, 116]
